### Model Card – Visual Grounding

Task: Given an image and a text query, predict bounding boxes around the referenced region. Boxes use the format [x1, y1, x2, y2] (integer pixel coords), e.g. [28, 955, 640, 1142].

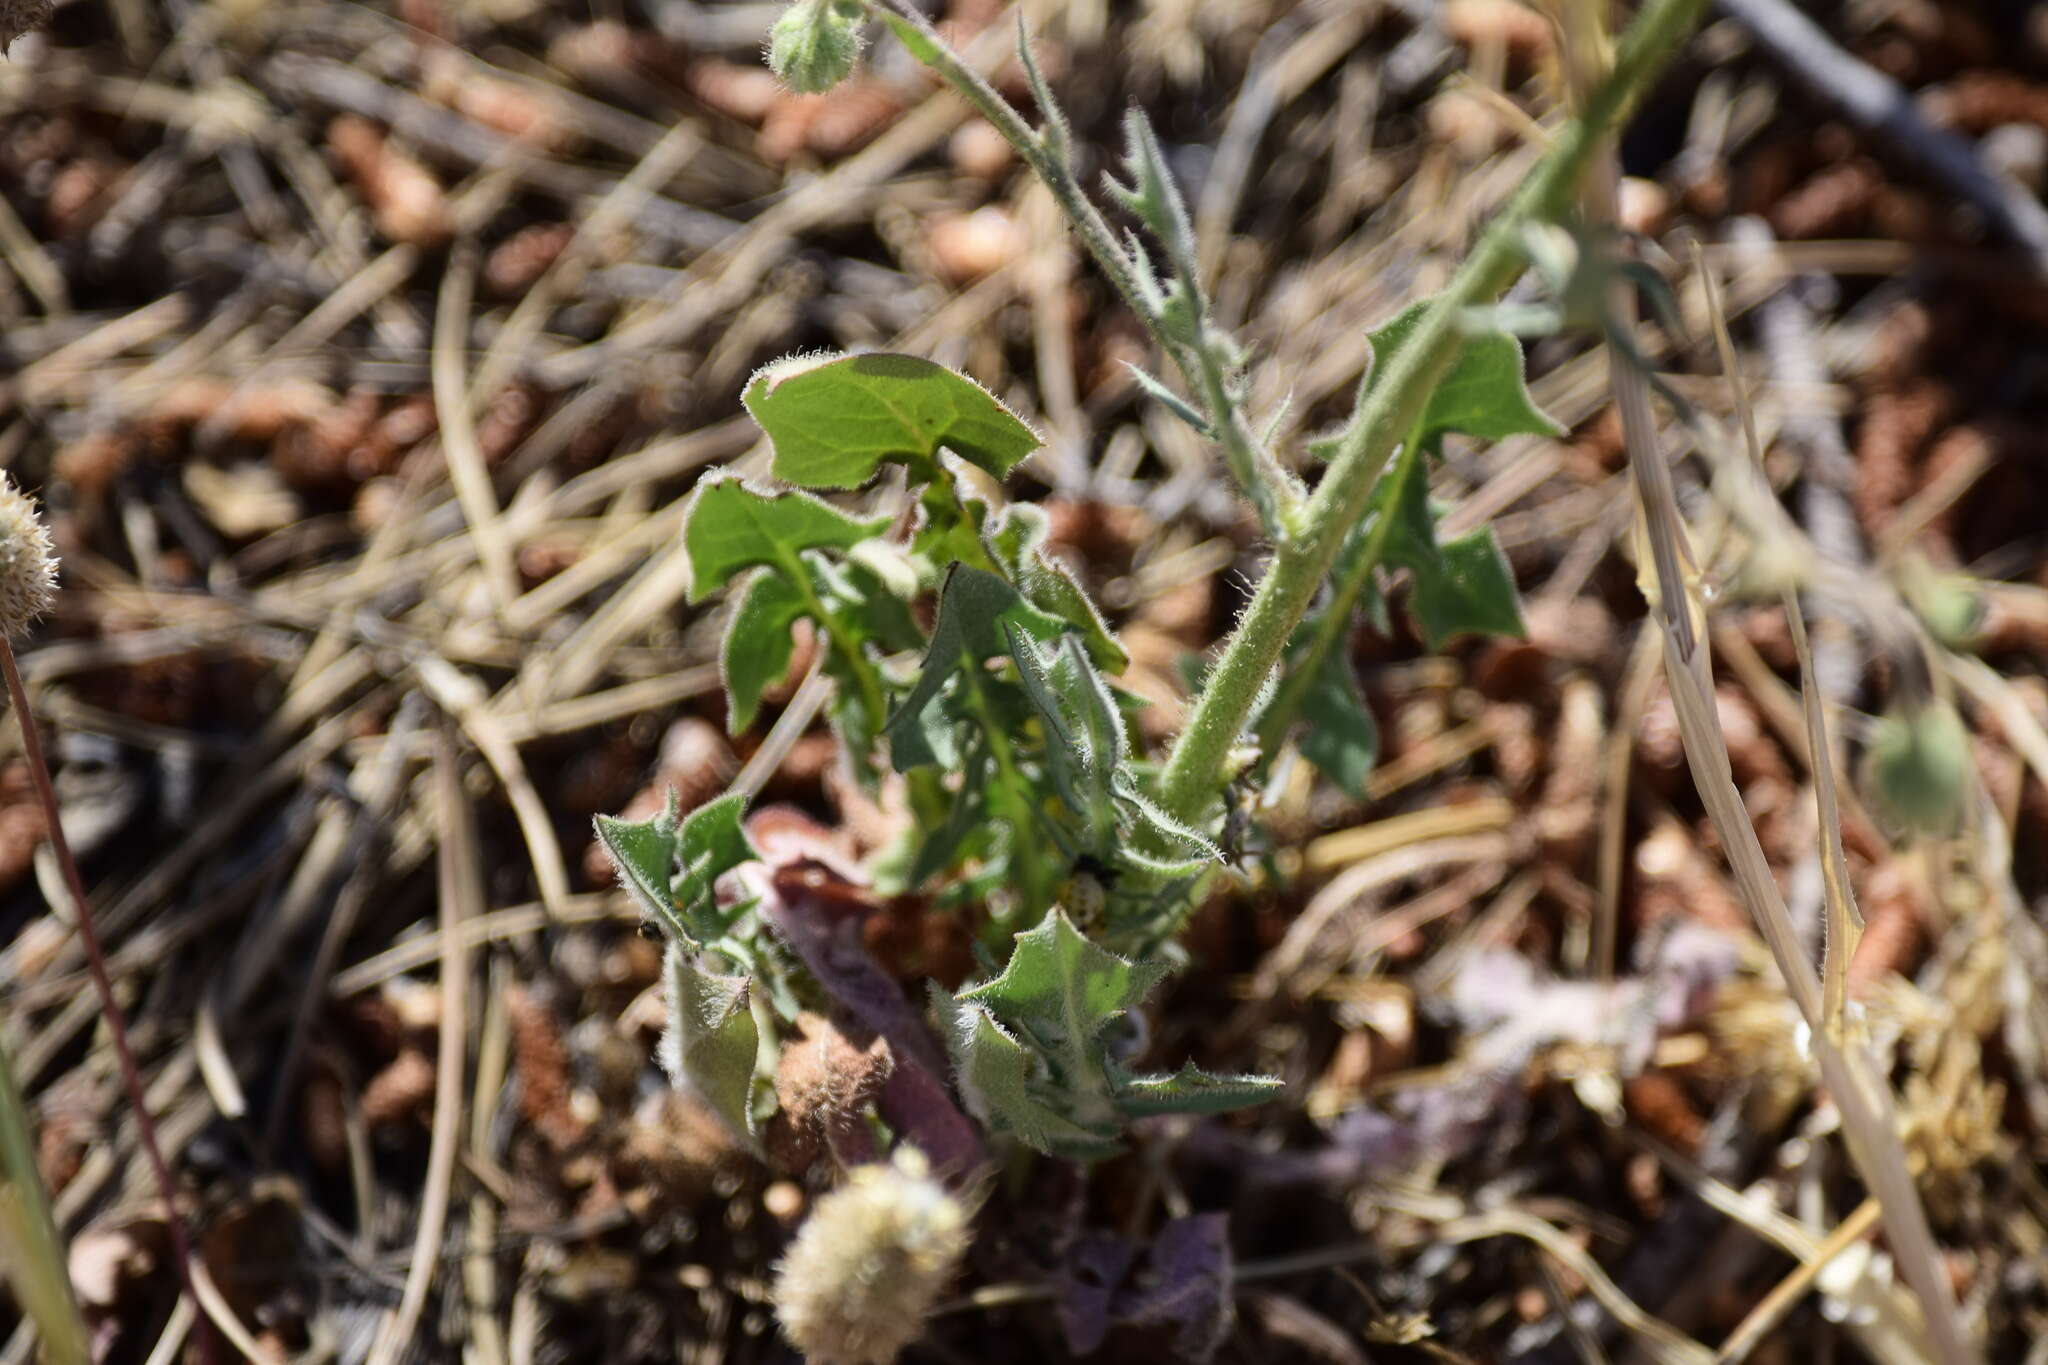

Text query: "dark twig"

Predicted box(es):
[1721, 0, 2048, 276]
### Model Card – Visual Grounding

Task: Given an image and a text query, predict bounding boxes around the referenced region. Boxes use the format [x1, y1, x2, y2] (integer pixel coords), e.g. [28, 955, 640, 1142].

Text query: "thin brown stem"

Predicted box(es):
[0, 639, 212, 1364]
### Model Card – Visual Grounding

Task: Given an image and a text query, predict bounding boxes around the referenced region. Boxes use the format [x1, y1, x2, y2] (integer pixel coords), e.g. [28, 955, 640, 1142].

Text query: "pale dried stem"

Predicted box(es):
[1610, 289, 1979, 1365]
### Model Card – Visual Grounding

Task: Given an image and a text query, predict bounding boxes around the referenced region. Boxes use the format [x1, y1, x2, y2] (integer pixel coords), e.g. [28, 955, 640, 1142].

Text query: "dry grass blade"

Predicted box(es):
[1619, 291, 1977, 1365]
[1713, 1197, 1881, 1365]
[433, 240, 523, 617]
[1375, 1190, 1711, 1365]
[1696, 239, 1866, 1031]
[363, 725, 477, 1365]
[416, 655, 573, 917]
[1783, 597, 1863, 1033]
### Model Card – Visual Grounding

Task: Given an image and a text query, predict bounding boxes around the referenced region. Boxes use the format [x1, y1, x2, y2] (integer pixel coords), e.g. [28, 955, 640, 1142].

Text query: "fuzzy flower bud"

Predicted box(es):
[772, 1146, 968, 1364]
[767, 0, 865, 95]
[0, 473, 57, 640]
[1864, 699, 1971, 835]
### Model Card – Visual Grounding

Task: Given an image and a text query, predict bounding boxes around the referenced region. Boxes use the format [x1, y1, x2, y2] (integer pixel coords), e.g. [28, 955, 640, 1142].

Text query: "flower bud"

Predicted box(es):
[772, 1146, 968, 1364]
[0, 473, 57, 640]
[768, 0, 865, 95]
[1904, 571, 1984, 650]
[1864, 699, 1971, 836]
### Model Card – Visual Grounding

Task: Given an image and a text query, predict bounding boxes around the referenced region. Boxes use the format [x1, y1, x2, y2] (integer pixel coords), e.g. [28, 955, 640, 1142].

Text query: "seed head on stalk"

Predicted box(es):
[0, 473, 57, 641]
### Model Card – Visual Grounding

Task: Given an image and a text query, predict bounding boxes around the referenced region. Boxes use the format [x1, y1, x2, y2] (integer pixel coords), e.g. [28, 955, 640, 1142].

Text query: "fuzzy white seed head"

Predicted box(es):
[771, 1147, 969, 1364]
[0, 473, 57, 641]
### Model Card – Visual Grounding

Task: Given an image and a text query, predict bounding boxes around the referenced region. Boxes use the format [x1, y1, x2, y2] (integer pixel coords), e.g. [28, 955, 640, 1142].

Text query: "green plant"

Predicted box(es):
[600, 0, 1712, 1178]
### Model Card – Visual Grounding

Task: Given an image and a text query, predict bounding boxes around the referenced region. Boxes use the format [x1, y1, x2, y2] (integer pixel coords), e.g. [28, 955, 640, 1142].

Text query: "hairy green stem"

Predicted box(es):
[868, 0, 1299, 534]
[1155, 0, 1711, 826]
[1252, 434, 1424, 763]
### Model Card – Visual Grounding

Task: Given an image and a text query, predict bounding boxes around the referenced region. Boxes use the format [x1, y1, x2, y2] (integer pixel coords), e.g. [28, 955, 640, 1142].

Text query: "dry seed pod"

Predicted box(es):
[0, 0, 51, 48]
[326, 115, 453, 247]
[926, 207, 1024, 283]
[772, 1146, 968, 1365]
[420, 46, 565, 147]
[1441, 0, 1554, 62]
[0, 472, 58, 639]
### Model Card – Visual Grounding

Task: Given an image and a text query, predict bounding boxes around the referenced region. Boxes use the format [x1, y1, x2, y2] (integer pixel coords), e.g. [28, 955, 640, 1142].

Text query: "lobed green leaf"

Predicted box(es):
[932, 987, 1124, 1160]
[684, 476, 887, 602]
[1295, 644, 1379, 801]
[744, 352, 1041, 490]
[885, 565, 1066, 770]
[961, 908, 1165, 1043]
[1363, 299, 1564, 448]
[593, 794, 681, 936]
[1407, 527, 1524, 649]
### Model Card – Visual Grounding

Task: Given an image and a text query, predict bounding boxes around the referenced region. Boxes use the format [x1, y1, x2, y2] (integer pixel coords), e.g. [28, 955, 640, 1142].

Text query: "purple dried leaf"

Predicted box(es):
[1055, 1230, 1137, 1356]
[876, 1052, 986, 1181]
[745, 859, 986, 1178]
[756, 861, 952, 1080]
[1115, 1213, 1234, 1364]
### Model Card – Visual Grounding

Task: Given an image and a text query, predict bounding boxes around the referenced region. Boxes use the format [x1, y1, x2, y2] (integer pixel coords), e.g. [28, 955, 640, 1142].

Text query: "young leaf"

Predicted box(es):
[1113, 1061, 1284, 1117]
[722, 572, 808, 733]
[1295, 644, 1379, 800]
[684, 476, 889, 601]
[937, 910, 1272, 1157]
[1406, 526, 1524, 649]
[1362, 442, 1526, 648]
[594, 793, 681, 936]
[1007, 627, 1124, 843]
[983, 504, 1128, 672]
[933, 990, 1125, 1159]
[660, 945, 762, 1144]
[1364, 299, 1564, 447]
[885, 565, 1066, 770]
[1122, 363, 1214, 436]
[674, 792, 757, 933]
[744, 352, 1042, 490]
[1109, 778, 1222, 878]
[959, 908, 1166, 1043]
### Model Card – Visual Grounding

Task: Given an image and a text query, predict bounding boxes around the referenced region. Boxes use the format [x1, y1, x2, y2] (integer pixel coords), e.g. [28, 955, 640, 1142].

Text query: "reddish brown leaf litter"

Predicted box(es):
[6, 0, 2048, 1360]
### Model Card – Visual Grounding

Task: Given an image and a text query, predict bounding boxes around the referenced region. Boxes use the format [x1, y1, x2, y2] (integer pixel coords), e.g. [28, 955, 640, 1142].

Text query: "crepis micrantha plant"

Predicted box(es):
[602, 0, 1713, 1178]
